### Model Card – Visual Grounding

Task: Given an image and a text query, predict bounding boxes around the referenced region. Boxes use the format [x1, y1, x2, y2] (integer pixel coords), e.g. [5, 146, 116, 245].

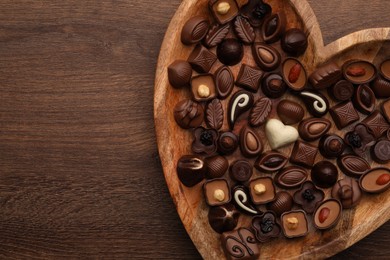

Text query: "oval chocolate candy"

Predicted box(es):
[337, 154, 371, 178]
[353, 84, 376, 114]
[181, 16, 210, 45]
[261, 12, 286, 43]
[254, 151, 288, 173]
[359, 167, 390, 193]
[298, 117, 331, 142]
[252, 43, 281, 71]
[380, 58, 390, 81]
[313, 199, 342, 230]
[214, 66, 234, 99]
[282, 58, 307, 91]
[239, 126, 263, 158]
[277, 99, 304, 125]
[342, 59, 377, 84]
[274, 166, 308, 189]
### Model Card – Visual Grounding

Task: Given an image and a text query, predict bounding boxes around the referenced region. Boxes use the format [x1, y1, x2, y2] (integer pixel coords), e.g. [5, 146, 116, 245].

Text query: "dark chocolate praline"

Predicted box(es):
[217, 38, 244, 66]
[311, 161, 338, 188]
[208, 203, 240, 234]
[319, 134, 345, 158]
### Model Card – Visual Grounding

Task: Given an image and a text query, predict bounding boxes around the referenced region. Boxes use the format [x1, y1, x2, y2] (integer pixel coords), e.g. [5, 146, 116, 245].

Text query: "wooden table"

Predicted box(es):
[0, 0, 388, 258]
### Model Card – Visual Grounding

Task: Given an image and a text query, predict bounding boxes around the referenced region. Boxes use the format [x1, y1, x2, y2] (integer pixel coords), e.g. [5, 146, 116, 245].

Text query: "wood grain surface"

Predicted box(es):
[0, 0, 388, 259]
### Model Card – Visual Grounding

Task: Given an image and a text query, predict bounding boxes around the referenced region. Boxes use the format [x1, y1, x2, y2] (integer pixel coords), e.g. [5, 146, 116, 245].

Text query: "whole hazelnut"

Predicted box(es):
[198, 84, 210, 98]
[214, 189, 226, 202]
[254, 184, 266, 195]
[217, 2, 231, 15]
[287, 217, 299, 230]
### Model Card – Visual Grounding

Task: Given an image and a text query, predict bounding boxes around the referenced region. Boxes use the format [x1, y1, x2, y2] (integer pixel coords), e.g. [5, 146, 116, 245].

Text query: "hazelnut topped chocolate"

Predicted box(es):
[249, 177, 276, 205]
[281, 210, 309, 238]
[191, 74, 217, 102]
[203, 178, 231, 206]
[342, 59, 377, 84]
[209, 0, 239, 25]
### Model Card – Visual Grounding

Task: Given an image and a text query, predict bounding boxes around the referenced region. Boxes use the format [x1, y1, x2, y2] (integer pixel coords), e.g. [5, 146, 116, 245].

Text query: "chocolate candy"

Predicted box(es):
[209, 0, 239, 25]
[214, 66, 234, 99]
[380, 58, 390, 81]
[191, 74, 217, 102]
[205, 155, 229, 179]
[265, 119, 299, 150]
[290, 140, 318, 168]
[168, 60, 192, 88]
[181, 16, 210, 45]
[192, 127, 218, 155]
[342, 59, 376, 84]
[309, 62, 342, 90]
[204, 23, 230, 48]
[331, 177, 361, 208]
[228, 90, 254, 129]
[203, 178, 231, 206]
[311, 161, 338, 189]
[337, 154, 371, 178]
[174, 99, 204, 129]
[233, 16, 255, 44]
[249, 96, 272, 127]
[329, 101, 359, 129]
[261, 73, 287, 99]
[252, 43, 281, 71]
[281, 28, 308, 56]
[274, 166, 308, 189]
[344, 124, 376, 157]
[230, 160, 253, 183]
[300, 90, 329, 117]
[254, 151, 288, 173]
[249, 177, 276, 205]
[282, 58, 307, 91]
[205, 99, 223, 130]
[353, 84, 376, 114]
[319, 134, 345, 158]
[313, 199, 342, 230]
[267, 191, 293, 216]
[177, 155, 206, 187]
[240, 126, 263, 158]
[359, 167, 390, 193]
[221, 228, 259, 260]
[251, 211, 281, 242]
[293, 181, 325, 214]
[240, 0, 271, 27]
[298, 118, 331, 142]
[330, 80, 354, 101]
[232, 185, 262, 215]
[236, 64, 264, 92]
[277, 99, 304, 125]
[371, 76, 390, 98]
[218, 131, 239, 155]
[208, 203, 240, 234]
[381, 98, 390, 122]
[188, 44, 217, 73]
[261, 12, 286, 43]
[217, 38, 243, 66]
[371, 140, 390, 164]
[281, 210, 309, 238]
[361, 110, 390, 138]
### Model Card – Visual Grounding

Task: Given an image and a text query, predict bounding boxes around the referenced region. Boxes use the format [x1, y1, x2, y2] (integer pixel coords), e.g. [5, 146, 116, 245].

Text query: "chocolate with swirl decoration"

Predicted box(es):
[221, 228, 259, 260]
[232, 185, 262, 215]
[299, 90, 329, 117]
[228, 91, 254, 129]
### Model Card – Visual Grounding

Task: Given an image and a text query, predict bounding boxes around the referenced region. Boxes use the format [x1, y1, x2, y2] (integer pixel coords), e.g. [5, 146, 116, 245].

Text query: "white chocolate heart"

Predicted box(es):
[265, 119, 299, 149]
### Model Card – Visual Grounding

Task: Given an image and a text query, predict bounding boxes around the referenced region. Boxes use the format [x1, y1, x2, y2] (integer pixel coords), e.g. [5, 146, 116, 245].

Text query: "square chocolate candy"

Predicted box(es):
[290, 140, 318, 168]
[221, 228, 259, 260]
[329, 101, 359, 129]
[203, 179, 231, 206]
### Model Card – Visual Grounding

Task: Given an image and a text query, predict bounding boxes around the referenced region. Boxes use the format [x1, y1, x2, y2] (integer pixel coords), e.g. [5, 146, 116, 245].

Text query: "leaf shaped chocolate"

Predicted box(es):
[234, 16, 255, 44]
[215, 66, 234, 99]
[206, 99, 224, 130]
[249, 97, 272, 127]
[204, 23, 230, 48]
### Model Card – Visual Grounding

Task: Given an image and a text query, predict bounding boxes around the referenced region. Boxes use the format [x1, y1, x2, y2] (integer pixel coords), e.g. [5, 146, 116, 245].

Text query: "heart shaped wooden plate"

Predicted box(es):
[154, 0, 390, 259]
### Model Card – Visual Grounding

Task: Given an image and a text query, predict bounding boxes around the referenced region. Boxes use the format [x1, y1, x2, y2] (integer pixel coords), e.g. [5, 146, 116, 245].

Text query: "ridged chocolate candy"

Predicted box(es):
[337, 154, 371, 177]
[230, 160, 253, 183]
[181, 16, 209, 45]
[309, 62, 342, 90]
[234, 16, 255, 44]
[214, 66, 234, 99]
[205, 155, 229, 179]
[168, 60, 192, 88]
[267, 191, 293, 216]
[205, 99, 223, 130]
[188, 44, 217, 73]
[277, 99, 304, 125]
[274, 166, 308, 189]
[371, 76, 390, 98]
[331, 177, 361, 208]
[329, 80, 354, 101]
[204, 23, 230, 48]
[249, 97, 272, 127]
[174, 99, 204, 129]
[254, 151, 288, 173]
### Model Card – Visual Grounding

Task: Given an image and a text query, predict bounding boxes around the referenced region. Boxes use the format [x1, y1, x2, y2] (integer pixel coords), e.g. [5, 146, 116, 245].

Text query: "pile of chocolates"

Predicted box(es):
[168, 0, 390, 259]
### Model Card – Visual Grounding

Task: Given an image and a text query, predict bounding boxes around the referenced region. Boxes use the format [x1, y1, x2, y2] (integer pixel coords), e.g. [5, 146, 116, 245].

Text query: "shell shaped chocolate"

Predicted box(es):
[275, 166, 308, 189]
[168, 60, 192, 88]
[267, 191, 293, 216]
[277, 99, 305, 125]
[205, 155, 229, 179]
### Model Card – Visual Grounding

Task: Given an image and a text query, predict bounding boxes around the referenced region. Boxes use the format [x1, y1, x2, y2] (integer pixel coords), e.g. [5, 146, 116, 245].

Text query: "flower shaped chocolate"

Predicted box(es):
[192, 127, 218, 155]
[293, 181, 324, 214]
[251, 211, 281, 242]
[241, 0, 271, 27]
[344, 123, 375, 157]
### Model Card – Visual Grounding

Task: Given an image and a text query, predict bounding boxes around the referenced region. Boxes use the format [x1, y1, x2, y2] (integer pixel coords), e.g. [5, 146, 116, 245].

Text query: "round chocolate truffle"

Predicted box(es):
[371, 140, 390, 164]
[331, 177, 361, 208]
[208, 203, 240, 234]
[281, 28, 308, 56]
[217, 38, 244, 66]
[230, 160, 253, 182]
[311, 161, 338, 188]
[319, 134, 345, 158]
[217, 131, 238, 155]
[262, 73, 287, 98]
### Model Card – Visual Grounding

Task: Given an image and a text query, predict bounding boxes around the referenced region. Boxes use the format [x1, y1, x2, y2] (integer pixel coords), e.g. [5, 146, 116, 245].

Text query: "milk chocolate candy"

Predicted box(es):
[309, 62, 342, 90]
[319, 134, 345, 158]
[174, 99, 204, 129]
[352, 84, 376, 114]
[249, 177, 276, 205]
[361, 110, 390, 138]
[221, 228, 259, 260]
[228, 90, 254, 129]
[191, 74, 217, 102]
[181, 16, 210, 45]
[380, 58, 390, 81]
[168, 60, 192, 88]
[313, 199, 342, 230]
[208, 203, 240, 234]
[290, 140, 318, 168]
[329, 101, 359, 129]
[204, 23, 230, 48]
[252, 43, 281, 71]
[240, 0, 271, 28]
[240, 126, 263, 158]
[331, 177, 361, 208]
[281, 28, 308, 56]
[298, 118, 331, 142]
[251, 211, 281, 242]
[217, 38, 244, 66]
[342, 59, 376, 84]
[337, 154, 371, 178]
[177, 155, 206, 187]
[262, 73, 287, 99]
[371, 140, 390, 164]
[214, 66, 234, 99]
[267, 191, 293, 216]
[274, 166, 308, 189]
[209, 0, 239, 25]
[329, 80, 354, 101]
[282, 58, 307, 91]
[277, 100, 304, 125]
[371, 76, 390, 98]
[188, 44, 217, 73]
[236, 64, 264, 92]
[381, 98, 390, 122]
[261, 12, 286, 43]
[203, 178, 231, 206]
[300, 90, 329, 117]
[234, 16, 255, 44]
[205, 155, 229, 179]
[281, 210, 309, 238]
[359, 167, 390, 193]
